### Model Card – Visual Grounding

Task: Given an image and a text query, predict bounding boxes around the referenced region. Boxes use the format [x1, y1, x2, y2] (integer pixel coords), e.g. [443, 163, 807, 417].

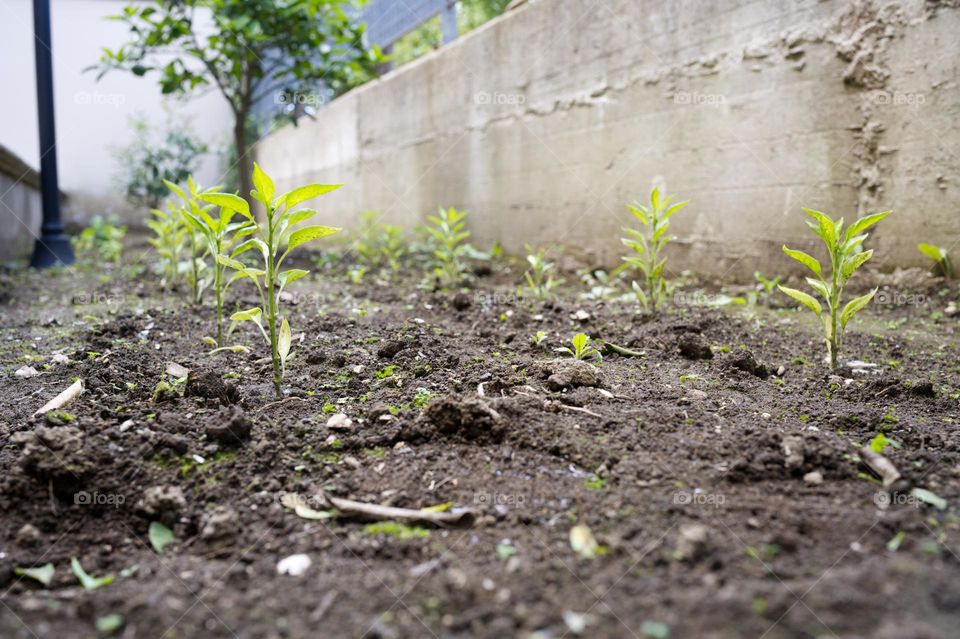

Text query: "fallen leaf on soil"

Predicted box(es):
[165, 362, 190, 378]
[858, 447, 901, 488]
[71, 557, 114, 590]
[570, 524, 602, 559]
[34, 379, 83, 416]
[910, 488, 947, 510]
[95, 614, 124, 634]
[324, 494, 474, 527]
[14, 563, 55, 586]
[281, 493, 335, 520]
[148, 521, 175, 555]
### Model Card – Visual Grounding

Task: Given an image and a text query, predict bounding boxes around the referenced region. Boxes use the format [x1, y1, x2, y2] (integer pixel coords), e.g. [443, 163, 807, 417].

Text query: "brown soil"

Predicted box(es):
[1, 250, 959, 639]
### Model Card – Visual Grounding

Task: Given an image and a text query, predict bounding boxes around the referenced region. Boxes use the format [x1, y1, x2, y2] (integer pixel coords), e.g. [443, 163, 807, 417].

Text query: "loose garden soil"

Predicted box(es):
[1, 240, 959, 638]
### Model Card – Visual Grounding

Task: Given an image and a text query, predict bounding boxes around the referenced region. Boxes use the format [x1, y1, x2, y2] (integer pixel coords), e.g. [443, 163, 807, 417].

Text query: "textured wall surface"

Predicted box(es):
[257, 0, 960, 277]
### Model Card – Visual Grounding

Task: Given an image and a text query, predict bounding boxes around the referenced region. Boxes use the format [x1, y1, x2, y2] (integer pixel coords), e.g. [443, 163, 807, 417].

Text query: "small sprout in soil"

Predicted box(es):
[14, 563, 55, 587]
[375, 365, 397, 379]
[71, 557, 115, 590]
[363, 522, 430, 540]
[779, 208, 892, 368]
[918, 242, 953, 279]
[43, 410, 76, 425]
[621, 187, 689, 313]
[532, 330, 548, 347]
[95, 614, 125, 634]
[209, 163, 342, 396]
[412, 387, 432, 409]
[584, 476, 607, 491]
[148, 521, 176, 554]
[640, 620, 670, 639]
[886, 531, 906, 552]
[426, 207, 470, 287]
[869, 433, 893, 454]
[522, 244, 561, 299]
[555, 333, 602, 362]
[496, 541, 517, 560]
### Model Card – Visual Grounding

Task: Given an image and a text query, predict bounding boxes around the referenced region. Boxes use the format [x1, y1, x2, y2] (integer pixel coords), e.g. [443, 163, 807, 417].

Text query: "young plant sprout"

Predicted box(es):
[532, 330, 548, 347]
[621, 187, 689, 312]
[201, 164, 342, 396]
[523, 244, 560, 299]
[353, 210, 384, 271]
[426, 207, 470, 287]
[918, 243, 953, 279]
[380, 224, 407, 274]
[167, 178, 256, 344]
[146, 204, 186, 288]
[779, 208, 892, 368]
[555, 333, 602, 362]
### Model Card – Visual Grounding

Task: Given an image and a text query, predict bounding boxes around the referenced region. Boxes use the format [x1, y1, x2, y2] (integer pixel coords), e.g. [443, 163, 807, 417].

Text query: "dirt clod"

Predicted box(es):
[17, 426, 93, 485]
[544, 360, 601, 391]
[675, 524, 711, 561]
[677, 332, 713, 360]
[402, 395, 505, 444]
[141, 485, 187, 525]
[723, 349, 769, 378]
[185, 370, 239, 405]
[204, 407, 252, 445]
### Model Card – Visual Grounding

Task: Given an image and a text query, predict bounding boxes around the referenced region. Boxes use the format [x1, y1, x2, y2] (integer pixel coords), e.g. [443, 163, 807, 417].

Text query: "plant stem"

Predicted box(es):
[266, 213, 282, 396]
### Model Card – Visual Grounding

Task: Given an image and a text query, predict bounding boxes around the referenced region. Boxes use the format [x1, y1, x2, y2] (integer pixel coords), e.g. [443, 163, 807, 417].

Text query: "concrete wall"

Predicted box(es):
[0, 0, 231, 228]
[0, 146, 42, 263]
[257, 0, 960, 277]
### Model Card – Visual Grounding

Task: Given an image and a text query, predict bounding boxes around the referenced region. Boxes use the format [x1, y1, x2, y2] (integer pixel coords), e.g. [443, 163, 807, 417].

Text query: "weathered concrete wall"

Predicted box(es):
[257, 0, 960, 277]
[0, 145, 42, 262]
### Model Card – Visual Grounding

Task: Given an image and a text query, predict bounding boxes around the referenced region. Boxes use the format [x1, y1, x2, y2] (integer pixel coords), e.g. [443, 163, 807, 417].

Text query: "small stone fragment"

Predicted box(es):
[326, 413, 353, 431]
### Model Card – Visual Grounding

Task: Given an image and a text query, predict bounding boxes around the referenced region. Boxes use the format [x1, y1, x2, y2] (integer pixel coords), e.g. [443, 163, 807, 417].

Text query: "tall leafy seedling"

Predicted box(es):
[201, 164, 342, 396]
[621, 187, 688, 313]
[779, 208, 892, 368]
[146, 203, 186, 289]
[426, 207, 470, 287]
[167, 178, 255, 344]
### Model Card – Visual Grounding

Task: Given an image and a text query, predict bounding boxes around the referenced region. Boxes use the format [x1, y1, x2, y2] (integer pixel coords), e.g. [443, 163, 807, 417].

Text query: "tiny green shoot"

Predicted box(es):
[555, 333, 602, 362]
[622, 187, 689, 312]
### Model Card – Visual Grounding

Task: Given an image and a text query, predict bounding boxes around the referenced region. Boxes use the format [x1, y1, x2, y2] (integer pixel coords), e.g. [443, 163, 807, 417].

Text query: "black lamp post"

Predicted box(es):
[29, 0, 74, 267]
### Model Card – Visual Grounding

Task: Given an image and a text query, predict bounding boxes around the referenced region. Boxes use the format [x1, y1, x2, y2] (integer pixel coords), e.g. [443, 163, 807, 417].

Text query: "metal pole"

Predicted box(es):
[29, 0, 74, 268]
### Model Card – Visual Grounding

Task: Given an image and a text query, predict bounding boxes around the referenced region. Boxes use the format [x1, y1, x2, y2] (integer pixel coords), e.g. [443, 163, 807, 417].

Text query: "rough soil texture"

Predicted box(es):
[1, 249, 959, 639]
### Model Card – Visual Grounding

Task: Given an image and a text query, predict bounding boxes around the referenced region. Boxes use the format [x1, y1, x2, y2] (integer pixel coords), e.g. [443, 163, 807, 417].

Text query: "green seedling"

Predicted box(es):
[918, 243, 953, 279]
[381, 224, 407, 273]
[206, 163, 342, 396]
[426, 207, 470, 287]
[73, 215, 126, 264]
[523, 244, 561, 299]
[71, 557, 114, 590]
[779, 208, 891, 368]
[146, 204, 187, 288]
[353, 210, 384, 270]
[555, 333, 602, 362]
[622, 187, 689, 312]
[532, 330, 548, 347]
[170, 178, 255, 343]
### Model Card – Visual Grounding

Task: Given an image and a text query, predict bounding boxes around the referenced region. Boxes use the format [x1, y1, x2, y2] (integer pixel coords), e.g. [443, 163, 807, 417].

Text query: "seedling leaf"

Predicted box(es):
[148, 521, 175, 555]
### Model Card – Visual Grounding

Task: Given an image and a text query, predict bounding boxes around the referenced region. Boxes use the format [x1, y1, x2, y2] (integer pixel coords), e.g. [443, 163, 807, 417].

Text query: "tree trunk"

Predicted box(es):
[233, 116, 254, 203]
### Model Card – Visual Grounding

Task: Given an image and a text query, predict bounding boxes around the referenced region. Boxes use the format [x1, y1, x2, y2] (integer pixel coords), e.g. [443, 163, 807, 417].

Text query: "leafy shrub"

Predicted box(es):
[73, 216, 126, 264]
